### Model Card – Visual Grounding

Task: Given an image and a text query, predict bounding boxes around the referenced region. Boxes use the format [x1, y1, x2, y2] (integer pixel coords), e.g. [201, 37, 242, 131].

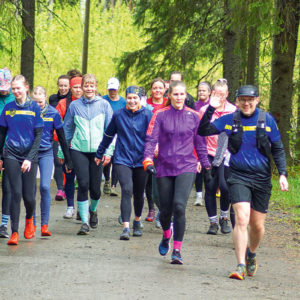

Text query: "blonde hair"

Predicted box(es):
[82, 74, 97, 86]
[212, 78, 228, 91]
[11, 75, 29, 88]
[32, 86, 47, 97]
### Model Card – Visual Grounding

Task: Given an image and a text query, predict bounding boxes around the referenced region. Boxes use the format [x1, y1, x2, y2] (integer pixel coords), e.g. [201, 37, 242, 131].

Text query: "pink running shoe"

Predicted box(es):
[55, 190, 66, 201]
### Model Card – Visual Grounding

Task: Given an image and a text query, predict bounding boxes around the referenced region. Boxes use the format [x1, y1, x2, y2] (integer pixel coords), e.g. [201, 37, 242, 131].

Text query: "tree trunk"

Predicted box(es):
[269, 0, 299, 165]
[82, 0, 90, 75]
[246, 27, 260, 87]
[296, 62, 300, 161]
[223, 0, 241, 102]
[21, 0, 35, 89]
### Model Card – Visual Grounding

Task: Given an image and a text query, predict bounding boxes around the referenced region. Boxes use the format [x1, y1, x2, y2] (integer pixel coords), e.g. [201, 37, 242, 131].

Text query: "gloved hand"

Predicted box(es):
[204, 168, 212, 183]
[146, 165, 156, 175]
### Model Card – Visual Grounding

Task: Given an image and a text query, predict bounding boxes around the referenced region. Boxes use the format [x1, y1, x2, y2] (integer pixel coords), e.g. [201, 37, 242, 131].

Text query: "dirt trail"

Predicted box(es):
[0, 182, 299, 300]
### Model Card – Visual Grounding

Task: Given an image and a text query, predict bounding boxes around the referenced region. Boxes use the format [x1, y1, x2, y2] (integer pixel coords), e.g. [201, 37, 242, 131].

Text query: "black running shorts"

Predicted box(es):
[227, 179, 272, 213]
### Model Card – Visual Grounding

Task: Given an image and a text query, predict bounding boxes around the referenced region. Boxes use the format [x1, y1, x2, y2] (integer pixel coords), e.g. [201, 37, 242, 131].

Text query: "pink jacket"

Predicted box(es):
[199, 101, 236, 157]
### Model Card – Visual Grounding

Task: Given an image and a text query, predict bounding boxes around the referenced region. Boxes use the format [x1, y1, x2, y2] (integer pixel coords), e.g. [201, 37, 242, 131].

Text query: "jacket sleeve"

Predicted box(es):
[63, 105, 75, 145]
[103, 103, 114, 157]
[26, 127, 43, 162]
[212, 132, 228, 167]
[144, 111, 161, 160]
[271, 139, 287, 176]
[0, 126, 7, 158]
[96, 114, 117, 159]
[198, 105, 220, 136]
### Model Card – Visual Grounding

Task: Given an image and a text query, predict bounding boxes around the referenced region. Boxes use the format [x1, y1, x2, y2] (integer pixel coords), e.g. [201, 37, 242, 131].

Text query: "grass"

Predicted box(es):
[270, 175, 300, 229]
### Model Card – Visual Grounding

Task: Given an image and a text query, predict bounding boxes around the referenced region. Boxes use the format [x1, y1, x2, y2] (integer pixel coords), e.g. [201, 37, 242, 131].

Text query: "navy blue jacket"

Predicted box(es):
[96, 106, 153, 168]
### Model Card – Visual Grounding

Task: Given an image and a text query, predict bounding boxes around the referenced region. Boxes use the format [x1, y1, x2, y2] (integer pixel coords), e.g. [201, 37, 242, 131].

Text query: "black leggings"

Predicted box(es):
[53, 141, 64, 191]
[157, 172, 195, 242]
[5, 158, 38, 233]
[70, 150, 103, 202]
[103, 158, 118, 186]
[204, 156, 230, 218]
[1, 169, 12, 216]
[114, 164, 148, 223]
[145, 175, 155, 210]
[195, 170, 203, 193]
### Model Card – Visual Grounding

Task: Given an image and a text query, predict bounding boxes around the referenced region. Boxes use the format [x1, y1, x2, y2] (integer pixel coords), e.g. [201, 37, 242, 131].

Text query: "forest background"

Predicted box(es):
[0, 0, 299, 167]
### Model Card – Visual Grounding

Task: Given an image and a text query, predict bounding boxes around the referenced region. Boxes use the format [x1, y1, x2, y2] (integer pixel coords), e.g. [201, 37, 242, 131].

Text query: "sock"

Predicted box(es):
[1, 214, 9, 227]
[173, 240, 182, 251]
[247, 248, 256, 258]
[220, 210, 228, 219]
[90, 198, 100, 212]
[163, 227, 172, 239]
[196, 192, 202, 198]
[209, 216, 218, 224]
[77, 200, 89, 224]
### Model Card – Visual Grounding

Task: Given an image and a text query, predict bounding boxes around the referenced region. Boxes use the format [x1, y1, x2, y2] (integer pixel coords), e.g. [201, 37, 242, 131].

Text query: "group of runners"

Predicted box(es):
[0, 67, 288, 280]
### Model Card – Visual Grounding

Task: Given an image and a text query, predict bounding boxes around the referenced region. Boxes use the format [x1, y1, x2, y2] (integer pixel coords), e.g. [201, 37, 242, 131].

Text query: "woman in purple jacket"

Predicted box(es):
[143, 80, 209, 264]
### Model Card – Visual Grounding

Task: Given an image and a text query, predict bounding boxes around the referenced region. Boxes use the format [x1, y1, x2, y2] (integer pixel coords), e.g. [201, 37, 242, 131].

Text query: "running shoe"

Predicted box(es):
[0, 224, 9, 238]
[120, 227, 130, 240]
[24, 217, 35, 239]
[216, 191, 221, 198]
[110, 186, 119, 196]
[229, 264, 247, 280]
[103, 180, 111, 194]
[41, 225, 52, 236]
[171, 249, 183, 265]
[207, 223, 218, 235]
[55, 190, 66, 201]
[77, 223, 90, 235]
[7, 232, 19, 245]
[219, 218, 231, 234]
[158, 236, 170, 256]
[145, 209, 155, 222]
[132, 220, 142, 236]
[89, 210, 98, 229]
[154, 218, 162, 228]
[246, 248, 258, 276]
[76, 211, 81, 221]
[63, 207, 75, 219]
[194, 196, 204, 206]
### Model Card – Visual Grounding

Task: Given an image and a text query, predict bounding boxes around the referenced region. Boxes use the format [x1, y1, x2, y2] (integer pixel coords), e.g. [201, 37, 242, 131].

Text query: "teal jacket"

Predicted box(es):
[62, 96, 114, 156]
[0, 92, 15, 114]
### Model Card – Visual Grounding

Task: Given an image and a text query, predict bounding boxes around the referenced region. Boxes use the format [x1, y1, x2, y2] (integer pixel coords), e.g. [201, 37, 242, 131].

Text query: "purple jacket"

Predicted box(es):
[195, 99, 209, 112]
[144, 105, 210, 177]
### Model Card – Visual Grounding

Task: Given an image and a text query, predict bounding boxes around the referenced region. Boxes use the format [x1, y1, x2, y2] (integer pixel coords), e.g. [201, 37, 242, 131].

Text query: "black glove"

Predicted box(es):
[204, 168, 212, 183]
[65, 159, 74, 171]
[146, 165, 156, 175]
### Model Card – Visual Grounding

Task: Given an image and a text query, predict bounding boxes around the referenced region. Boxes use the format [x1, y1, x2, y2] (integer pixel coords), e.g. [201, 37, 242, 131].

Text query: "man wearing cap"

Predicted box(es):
[198, 85, 289, 280]
[0, 68, 14, 238]
[102, 77, 126, 196]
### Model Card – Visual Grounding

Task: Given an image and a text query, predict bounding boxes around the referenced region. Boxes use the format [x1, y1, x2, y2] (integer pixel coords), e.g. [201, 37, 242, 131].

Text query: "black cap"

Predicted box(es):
[236, 85, 259, 97]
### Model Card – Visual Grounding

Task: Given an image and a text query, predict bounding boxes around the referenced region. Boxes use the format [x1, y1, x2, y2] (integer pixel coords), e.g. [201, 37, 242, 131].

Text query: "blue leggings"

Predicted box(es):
[34, 150, 54, 225]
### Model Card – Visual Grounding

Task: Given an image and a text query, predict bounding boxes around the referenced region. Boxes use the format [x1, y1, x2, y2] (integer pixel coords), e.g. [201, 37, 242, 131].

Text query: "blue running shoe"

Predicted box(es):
[171, 249, 183, 265]
[158, 236, 170, 256]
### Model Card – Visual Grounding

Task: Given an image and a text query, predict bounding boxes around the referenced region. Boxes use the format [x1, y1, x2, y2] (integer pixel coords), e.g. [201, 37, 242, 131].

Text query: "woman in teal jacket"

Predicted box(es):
[63, 74, 113, 235]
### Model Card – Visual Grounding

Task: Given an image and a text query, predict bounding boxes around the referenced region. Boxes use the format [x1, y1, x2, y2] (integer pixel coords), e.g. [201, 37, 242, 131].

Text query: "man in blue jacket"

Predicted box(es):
[198, 85, 289, 280]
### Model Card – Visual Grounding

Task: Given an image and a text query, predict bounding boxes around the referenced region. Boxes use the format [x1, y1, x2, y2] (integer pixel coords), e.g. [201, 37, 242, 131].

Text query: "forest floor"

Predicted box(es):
[0, 181, 299, 300]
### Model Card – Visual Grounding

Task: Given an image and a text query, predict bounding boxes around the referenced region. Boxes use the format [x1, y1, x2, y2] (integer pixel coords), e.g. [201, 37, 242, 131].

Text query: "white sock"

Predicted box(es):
[196, 192, 203, 198]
